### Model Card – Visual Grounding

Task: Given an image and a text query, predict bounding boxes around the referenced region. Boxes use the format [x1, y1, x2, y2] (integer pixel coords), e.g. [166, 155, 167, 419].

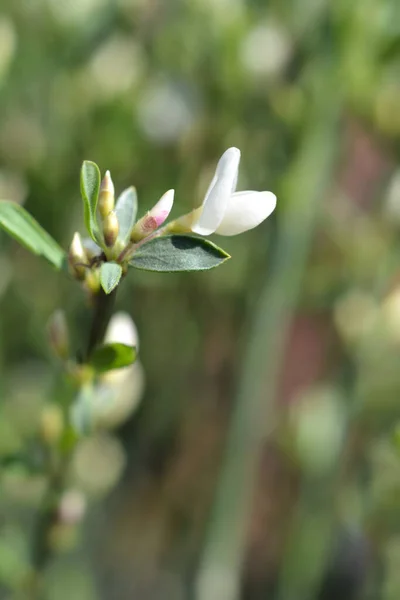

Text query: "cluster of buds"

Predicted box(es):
[68, 230, 101, 293]
[67, 147, 277, 292]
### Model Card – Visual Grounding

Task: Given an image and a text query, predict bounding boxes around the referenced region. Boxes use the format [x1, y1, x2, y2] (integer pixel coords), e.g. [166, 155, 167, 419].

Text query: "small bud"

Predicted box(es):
[47, 309, 69, 360]
[84, 268, 101, 294]
[40, 404, 64, 445]
[130, 212, 158, 242]
[103, 211, 119, 247]
[68, 232, 88, 280]
[98, 170, 115, 218]
[58, 489, 87, 526]
[131, 189, 174, 242]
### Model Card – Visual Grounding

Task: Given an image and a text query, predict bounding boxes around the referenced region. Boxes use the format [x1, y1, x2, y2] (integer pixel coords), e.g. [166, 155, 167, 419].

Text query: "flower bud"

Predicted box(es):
[47, 309, 69, 360]
[58, 489, 87, 526]
[98, 170, 115, 218]
[103, 210, 119, 247]
[131, 189, 174, 241]
[84, 269, 101, 294]
[40, 404, 64, 446]
[68, 232, 88, 280]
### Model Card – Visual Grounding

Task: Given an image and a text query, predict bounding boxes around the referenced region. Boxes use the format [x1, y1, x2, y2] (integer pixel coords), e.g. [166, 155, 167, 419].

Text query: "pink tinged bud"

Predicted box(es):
[98, 170, 115, 218]
[131, 189, 174, 241]
[149, 189, 174, 227]
[140, 214, 159, 234]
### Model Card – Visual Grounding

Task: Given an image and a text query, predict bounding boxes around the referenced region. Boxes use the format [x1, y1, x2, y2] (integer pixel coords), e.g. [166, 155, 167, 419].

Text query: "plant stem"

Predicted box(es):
[86, 288, 117, 359]
[28, 288, 117, 598]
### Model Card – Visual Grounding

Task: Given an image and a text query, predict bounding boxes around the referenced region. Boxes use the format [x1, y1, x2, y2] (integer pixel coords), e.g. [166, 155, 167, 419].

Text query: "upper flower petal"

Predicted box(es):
[192, 147, 240, 235]
[215, 190, 276, 236]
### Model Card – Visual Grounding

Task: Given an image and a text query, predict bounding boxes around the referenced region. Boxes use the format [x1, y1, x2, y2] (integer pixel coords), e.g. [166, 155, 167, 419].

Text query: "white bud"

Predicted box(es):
[98, 170, 115, 218]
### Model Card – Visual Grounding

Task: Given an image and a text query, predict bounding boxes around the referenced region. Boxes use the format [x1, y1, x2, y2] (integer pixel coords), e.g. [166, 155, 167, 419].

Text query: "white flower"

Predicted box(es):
[94, 312, 145, 429]
[104, 311, 139, 349]
[188, 147, 276, 236]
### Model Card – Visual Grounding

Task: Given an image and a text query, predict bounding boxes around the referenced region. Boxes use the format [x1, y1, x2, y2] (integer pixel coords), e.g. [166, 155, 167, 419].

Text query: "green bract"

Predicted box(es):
[100, 262, 122, 294]
[129, 235, 230, 272]
[90, 342, 137, 373]
[80, 160, 101, 243]
[0, 201, 65, 270]
[115, 186, 138, 244]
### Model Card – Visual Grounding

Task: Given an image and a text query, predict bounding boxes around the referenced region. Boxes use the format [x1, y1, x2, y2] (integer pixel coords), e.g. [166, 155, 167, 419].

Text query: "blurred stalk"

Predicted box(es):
[28, 288, 116, 598]
[275, 474, 338, 600]
[194, 75, 341, 600]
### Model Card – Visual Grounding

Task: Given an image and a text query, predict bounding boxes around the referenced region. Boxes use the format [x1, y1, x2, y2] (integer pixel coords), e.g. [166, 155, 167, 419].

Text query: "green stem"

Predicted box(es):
[86, 288, 117, 359]
[28, 287, 117, 598]
[194, 90, 341, 600]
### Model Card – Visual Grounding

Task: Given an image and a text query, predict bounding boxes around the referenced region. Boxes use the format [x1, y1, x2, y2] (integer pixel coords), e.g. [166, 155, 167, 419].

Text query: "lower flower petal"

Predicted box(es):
[215, 190, 276, 236]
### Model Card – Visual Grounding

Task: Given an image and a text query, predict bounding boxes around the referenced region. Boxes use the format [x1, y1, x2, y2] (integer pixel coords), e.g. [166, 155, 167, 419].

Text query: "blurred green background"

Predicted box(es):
[1, 0, 400, 598]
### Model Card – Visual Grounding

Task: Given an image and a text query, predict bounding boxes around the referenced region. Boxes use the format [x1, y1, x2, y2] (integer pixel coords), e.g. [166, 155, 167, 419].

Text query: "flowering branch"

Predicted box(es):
[0, 148, 277, 596]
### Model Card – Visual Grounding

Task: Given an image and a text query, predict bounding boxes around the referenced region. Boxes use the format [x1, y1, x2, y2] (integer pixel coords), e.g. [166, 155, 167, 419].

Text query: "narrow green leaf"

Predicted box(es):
[115, 186, 137, 243]
[130, 235, 230, 272]
[100, 262, 122, 294]
[0, 201, 65, 270]
[90, 342, 137, 373]
[80, 160, 101, 242]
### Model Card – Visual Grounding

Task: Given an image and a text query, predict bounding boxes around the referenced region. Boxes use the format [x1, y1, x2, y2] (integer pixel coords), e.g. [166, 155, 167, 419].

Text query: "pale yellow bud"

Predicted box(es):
[40, 404, 64, 446]
[103, 210, 119, 247]
[58, 489, 87, 526]
[84, 269, 101, 294]
[68, 232, 88, 280]
[98, 170, 115, 218]
[47, 309, 69, 360]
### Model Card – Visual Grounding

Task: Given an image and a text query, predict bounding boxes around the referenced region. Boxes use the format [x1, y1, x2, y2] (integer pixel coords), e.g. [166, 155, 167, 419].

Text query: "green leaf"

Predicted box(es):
[100, 262, 122, 294]
[80, 160, 101, 242]
[0, 201, 65, 270]
[115, 186, 137, 243]
[90, 342, 136, 373]
[130, 235, 230, 272]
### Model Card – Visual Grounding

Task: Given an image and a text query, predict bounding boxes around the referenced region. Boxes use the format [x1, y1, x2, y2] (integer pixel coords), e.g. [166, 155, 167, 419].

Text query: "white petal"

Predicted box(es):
[215, 191, 276, 236]
[149, 189, 174, 227]
[192, 147, 240, 235]
[105, 311, 139, 349]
